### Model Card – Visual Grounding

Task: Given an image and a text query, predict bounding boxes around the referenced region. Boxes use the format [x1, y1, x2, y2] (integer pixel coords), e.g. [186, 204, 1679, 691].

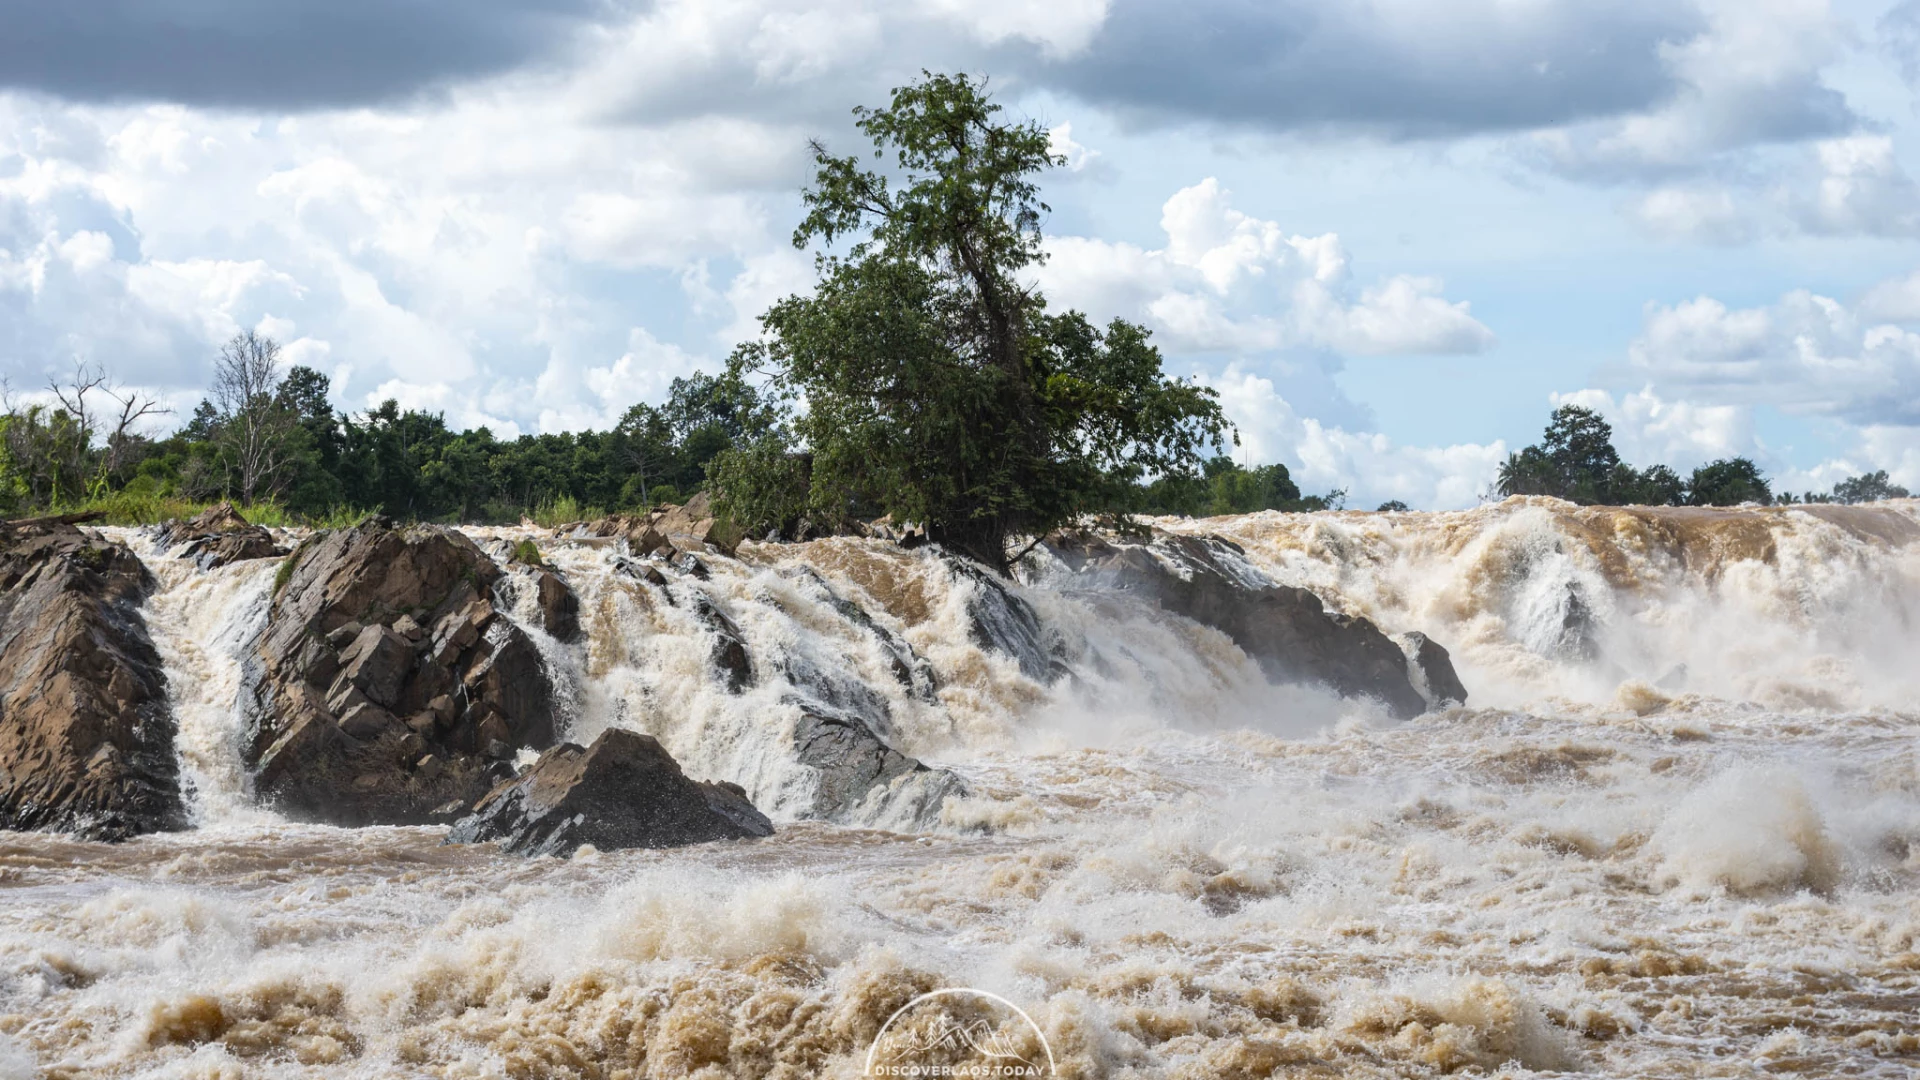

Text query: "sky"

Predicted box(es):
[4, 0, 1920, 508]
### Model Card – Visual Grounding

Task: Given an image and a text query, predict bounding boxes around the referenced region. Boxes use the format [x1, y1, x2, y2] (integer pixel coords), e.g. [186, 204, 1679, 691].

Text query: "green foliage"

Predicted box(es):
[1376, 500, 1410, 512]
[1686, 458, 1772, 506]
[1122, 455, 1332, 516]
[1611, 463, 1686, 507]
[718, 71, 1230, 568]
[706, 440, 814, 537]
[1498, 405, 1771, 507]
[1497, 406, 1623, 504]
[508, 538, 547, 567]
[1829, 470, 1910, 504]
[528, 495, 605, 529]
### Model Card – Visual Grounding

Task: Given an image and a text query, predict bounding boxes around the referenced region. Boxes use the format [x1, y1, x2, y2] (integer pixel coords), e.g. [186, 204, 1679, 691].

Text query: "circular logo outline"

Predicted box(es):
[864, 987, 1056, 1078]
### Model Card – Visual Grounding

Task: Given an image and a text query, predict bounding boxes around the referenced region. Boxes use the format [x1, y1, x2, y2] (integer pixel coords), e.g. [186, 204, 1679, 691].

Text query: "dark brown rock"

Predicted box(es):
[1048, 529, 1463, 719]
[531, 569, 580, 642]
[244, 518, 560, 826]
[154, 502, 286, 570]
[338, 624, 411, 708]
[0, 520, 184, 839]
[445, 728, 773, 856]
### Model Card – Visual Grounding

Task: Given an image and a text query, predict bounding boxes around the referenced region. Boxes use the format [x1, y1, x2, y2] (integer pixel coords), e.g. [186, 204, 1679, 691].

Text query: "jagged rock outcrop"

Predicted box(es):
[947, 557, 1063, 684]
[1048, 529, 1462, 719]
[154, 502, 286, 570]
[791, 703, 961, 819]
[445, 728, 772, 856]
[0, 519, 184, 839]
[244, 518, 559, 826]
[572, 492, 743, 557]
[530, 568, 581, 643]
[1400, 631, 1468, 708]
[654, 492, 744, 554]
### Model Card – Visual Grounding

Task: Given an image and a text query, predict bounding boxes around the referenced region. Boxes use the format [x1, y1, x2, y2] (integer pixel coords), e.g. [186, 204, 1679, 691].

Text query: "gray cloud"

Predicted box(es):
[1883, 0, 1920, 87]
[1025, 0, 1704, 137]
[0, 0, 616, 109]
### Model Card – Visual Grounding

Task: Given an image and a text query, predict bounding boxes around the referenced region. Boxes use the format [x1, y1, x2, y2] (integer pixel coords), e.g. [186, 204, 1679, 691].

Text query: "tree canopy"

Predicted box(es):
[713, 72, 1231, 568]
[1497, 404, 1795, 507]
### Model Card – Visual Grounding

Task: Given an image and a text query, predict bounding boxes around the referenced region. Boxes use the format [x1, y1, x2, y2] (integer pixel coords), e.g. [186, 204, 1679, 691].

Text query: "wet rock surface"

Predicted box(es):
[244, 518, 559, 826]
[948, 556, 1064, 684]
[1401, 631, 1469, 707]
[0, 518, 184, 839]
[446, 728, 773, 856]
[1048, 529, 1461, 719]
[153, 502, 286, 570]
[790, 703, 960, 820]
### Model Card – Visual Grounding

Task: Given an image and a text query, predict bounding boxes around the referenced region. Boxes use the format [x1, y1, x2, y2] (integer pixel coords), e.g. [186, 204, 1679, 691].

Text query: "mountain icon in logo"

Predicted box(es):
[866, 988, 1055, 1078]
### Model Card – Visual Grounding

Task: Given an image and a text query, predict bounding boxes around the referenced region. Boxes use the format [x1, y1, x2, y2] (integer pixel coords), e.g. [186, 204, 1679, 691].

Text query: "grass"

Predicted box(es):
[29, 492, 374, 529]
[527, 495, 606, 529]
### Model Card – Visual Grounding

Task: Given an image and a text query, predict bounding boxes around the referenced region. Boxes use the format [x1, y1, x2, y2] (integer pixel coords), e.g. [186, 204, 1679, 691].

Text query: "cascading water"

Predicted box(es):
[4, 499, 1920, 1079]
[118, 528, 284, 828]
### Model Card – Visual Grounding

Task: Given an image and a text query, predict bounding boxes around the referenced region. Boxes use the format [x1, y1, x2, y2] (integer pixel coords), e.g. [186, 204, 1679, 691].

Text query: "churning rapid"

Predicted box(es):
[4, 497, 1920, 1078]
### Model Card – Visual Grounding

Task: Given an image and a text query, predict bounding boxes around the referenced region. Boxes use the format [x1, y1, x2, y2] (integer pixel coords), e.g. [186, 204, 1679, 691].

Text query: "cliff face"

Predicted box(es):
[244, 519, 567, 826]
[0, 519, 184, 840]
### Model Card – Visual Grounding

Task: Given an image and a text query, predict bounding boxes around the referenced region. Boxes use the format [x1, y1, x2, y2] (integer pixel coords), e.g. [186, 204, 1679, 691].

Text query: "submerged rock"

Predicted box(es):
[0, 518, 184, 839]
[1048, 529, 1462, 719]
[154, 502, 285, 570]
[244, 518, 559, 826]
[446, 728, 773, 856]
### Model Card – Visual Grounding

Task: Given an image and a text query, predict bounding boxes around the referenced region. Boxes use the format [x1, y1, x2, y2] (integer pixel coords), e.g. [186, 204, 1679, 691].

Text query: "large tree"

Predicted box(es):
[210, 330, 297, 503]
[716, 72, 1228, 569]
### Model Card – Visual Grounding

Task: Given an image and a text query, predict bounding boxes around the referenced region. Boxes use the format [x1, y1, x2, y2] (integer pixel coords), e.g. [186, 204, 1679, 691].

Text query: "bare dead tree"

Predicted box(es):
[47, 363, 106, 501]
[101, 383, 171, 478]
[211, 330, 294, 504]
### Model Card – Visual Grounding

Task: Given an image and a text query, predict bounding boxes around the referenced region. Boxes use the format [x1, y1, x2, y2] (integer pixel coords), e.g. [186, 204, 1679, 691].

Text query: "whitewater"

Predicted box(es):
[3, 496, 1918, 1078]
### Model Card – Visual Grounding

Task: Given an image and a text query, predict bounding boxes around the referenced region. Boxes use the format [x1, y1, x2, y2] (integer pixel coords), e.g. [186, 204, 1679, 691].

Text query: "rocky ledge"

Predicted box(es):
[447, 728, 774, 856]
[244, 517, 576, 826]
[0, 517, 184, 839]
[566, 491, 745, 558]
[153, 502, 286, 570]
[1046, 528, 1465, 719]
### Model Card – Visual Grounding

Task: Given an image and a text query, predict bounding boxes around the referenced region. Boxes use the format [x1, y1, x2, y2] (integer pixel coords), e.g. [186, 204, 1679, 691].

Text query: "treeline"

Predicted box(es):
[1497, 405, 1909, 506]
[0, 331, 1330, 526]
[0, 334, 788, 523]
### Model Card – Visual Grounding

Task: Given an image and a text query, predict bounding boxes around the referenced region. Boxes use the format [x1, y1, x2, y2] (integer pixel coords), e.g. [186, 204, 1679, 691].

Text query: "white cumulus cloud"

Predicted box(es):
[1038, 178, 1494, 357]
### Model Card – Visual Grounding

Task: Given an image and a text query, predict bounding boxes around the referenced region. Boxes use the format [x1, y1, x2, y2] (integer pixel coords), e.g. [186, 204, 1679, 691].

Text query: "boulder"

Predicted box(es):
[244, 518, 560, 826]
[154, 502, 285, 570]
[445, 728, 773, 856]
[1399, 631, 1468, 708]
[0, 519, 184, 839]
[1048, 530, 1462, 720]
[531, 569, 580, 642]
[653, 492, 744, 555]
[791, 703, 959, 819]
